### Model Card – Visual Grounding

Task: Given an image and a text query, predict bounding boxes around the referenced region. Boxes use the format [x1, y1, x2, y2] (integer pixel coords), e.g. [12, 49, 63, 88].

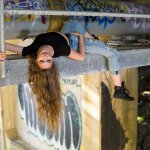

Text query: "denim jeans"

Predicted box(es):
[61, 20, 120, 74]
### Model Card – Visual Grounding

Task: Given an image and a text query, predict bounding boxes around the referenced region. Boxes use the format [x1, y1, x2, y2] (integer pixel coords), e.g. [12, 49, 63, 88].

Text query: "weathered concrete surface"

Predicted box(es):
[0, 48, 150, 86]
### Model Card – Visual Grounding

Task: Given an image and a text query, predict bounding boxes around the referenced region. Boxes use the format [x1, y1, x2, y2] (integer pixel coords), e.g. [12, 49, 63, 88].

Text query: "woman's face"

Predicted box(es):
[36, 45, 54, 69]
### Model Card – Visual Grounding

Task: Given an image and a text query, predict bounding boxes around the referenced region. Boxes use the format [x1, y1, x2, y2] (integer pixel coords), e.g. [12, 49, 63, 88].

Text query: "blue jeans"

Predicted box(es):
[61, 20, 120, 74]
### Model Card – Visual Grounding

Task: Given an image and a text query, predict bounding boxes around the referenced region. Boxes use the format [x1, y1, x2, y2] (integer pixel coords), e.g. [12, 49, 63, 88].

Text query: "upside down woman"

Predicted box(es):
[0, 20, 134, 131]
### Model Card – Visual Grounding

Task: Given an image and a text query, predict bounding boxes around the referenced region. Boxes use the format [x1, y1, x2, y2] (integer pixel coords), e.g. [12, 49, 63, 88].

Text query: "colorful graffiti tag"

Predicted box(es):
[66, 0, 150, 30]
[4, 0, 150, 39]
[4, 0, 47, 9]
[125, 3, 150, 29]
[4, 0, 48, 24]
[17, 83, 82, 150]
[66, 0, 126, 28]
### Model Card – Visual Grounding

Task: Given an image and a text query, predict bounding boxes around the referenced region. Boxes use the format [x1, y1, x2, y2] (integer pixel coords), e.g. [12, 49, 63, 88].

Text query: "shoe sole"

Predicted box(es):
[113, 96, 135, 101]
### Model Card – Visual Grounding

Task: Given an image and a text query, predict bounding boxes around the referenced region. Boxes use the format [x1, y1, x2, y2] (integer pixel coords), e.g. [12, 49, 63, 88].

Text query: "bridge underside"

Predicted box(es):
[0, 48, 149, 86]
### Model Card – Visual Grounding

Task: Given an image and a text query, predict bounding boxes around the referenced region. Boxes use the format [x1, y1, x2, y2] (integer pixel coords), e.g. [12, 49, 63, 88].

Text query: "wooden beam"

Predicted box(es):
[0, 85, 17, 149]
[0, 88, 5, 150]
[82, 73, 101, 150]
[101, 68, 138, 150]
[136, 0, 150, 3]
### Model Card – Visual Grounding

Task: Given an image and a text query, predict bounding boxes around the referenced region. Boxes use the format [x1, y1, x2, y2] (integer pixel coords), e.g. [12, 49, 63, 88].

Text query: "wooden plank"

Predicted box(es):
[0, 85, 18, 150]
[0, 88, 5, 150]
[82, 73, 101, 150]
[82, 68, 137, 150]
[136, 0, 150, 3]
[119, 68, 138, 150]
[101, 68, 138, 150]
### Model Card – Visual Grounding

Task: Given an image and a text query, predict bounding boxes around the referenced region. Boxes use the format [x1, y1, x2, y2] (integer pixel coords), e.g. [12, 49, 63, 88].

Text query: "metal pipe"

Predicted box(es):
[4, 9, 150, 19]
[0, 0, 5, 78]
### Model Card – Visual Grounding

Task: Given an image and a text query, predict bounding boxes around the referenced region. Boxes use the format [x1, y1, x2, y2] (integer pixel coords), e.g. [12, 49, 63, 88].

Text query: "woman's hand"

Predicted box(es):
[0, 52, 6, 63]
[84, 32, 94, 39]
[71, 32, 83, 38]
[68, 32, 85, 61]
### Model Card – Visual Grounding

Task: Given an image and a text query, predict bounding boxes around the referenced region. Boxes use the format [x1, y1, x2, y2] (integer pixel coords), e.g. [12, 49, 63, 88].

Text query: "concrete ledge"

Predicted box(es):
[0, 48, 150, 86]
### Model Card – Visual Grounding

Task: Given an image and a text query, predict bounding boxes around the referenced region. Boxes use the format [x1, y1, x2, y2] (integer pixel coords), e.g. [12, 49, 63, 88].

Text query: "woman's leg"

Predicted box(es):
[112, 74, 121, 86]
[85, 39, 120, 74]
[61, 20, 87, 35]
[85, 39, 134, 101]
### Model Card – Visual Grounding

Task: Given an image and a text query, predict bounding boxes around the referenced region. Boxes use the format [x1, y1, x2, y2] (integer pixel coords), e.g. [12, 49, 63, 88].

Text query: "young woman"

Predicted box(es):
[0, 20, 134, 131]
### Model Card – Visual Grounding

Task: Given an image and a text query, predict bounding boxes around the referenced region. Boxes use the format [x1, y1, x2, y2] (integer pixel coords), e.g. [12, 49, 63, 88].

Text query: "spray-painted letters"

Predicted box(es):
[4, 0, 48, 24]
[66, 0, 126, 28]
[18, 83, 82, 150]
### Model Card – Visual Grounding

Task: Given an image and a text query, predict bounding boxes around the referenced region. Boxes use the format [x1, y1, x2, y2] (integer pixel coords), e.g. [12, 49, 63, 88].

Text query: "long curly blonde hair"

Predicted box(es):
[28, 54, 63, 132]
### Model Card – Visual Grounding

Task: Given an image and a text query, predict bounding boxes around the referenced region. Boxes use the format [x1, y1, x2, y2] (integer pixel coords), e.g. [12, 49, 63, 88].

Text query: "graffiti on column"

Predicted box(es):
[66, 0, 126, 28]
[17, 82, 82, 150]
[4, 0, 150, 39]
[66, 0, 150, 30]
[62, 78, 82, 87]
[4, 0, 48, 24]
[125, 3, 150, 29]
[4, 0, 47, 9]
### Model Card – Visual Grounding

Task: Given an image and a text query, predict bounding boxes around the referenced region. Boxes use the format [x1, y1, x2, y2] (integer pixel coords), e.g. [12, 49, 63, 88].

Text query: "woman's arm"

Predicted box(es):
[5, 43, 24, 55]
[68, 32, 85, 61]
[0, 43, 24, 62]
[0, 52, 6, 62]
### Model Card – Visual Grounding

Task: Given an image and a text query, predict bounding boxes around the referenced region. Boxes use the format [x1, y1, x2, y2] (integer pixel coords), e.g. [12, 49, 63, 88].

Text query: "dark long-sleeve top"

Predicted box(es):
[22, 32, 71, 57]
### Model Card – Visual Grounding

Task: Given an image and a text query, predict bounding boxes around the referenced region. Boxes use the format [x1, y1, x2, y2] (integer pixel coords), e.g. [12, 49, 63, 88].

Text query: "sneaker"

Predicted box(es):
[113, 81, 134, 101]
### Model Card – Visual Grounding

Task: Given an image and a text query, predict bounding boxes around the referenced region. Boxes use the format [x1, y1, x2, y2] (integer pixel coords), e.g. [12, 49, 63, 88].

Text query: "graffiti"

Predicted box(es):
[125, 3, 150, 29]
[4, 0, 48, 24]
[17, 83, 82, 150]
[62, 78, 81, 87]
[66, 0, 126, 28]
[66, 0, 150, 31]
[5, 14, 47, 24]
[4, 0, 47, 9]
